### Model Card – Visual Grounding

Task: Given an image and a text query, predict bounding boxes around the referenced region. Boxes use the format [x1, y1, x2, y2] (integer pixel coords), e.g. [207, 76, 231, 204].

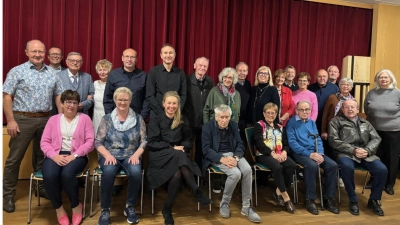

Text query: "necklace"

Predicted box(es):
[62, 114, 78, 141]
[254, 85, 269, 107]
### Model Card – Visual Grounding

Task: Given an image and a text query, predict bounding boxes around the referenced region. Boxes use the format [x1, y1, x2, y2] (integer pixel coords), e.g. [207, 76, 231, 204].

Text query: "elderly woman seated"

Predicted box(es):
[253, 103, 296, 213]
[95, 87, 147, 225]
[41, 90, 94, 225]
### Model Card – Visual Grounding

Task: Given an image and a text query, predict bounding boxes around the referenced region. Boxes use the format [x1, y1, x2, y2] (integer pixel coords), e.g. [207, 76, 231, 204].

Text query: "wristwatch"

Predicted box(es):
[235, 157, 240, 162]
[73, 153, 78, 158]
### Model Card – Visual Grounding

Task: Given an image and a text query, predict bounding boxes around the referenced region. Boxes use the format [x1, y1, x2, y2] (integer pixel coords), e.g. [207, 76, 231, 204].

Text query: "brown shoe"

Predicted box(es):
[284, 200, 296, 214]
[272, 191, 285, 206]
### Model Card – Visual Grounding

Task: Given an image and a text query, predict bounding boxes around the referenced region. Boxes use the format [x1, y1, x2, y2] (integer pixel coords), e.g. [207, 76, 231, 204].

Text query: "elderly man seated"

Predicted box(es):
[202, 104, 261, 223]
[286, 100, 339, 215]
[328, 99, 387, 216]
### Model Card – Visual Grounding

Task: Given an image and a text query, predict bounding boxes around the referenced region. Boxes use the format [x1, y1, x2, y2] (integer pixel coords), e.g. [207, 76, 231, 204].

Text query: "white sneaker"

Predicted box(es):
[213, 188, 221, 193]
[338, 178, 345, 188]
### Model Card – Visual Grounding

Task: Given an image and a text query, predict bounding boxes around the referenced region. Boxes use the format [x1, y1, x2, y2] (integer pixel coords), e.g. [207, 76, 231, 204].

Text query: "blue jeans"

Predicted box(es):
[337, 157, 387, 202]
[99, 157, 142, 209]
[42, 157, 88, 209]
[291, 152, 338, 200]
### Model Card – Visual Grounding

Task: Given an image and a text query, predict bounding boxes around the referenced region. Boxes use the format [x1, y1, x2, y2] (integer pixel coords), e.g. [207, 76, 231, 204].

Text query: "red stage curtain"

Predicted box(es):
[3, 0, 372, 122]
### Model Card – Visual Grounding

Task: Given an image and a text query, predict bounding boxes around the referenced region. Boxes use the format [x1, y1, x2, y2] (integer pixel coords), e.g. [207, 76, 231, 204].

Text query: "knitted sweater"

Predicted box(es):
[364, 88, 400, 131]
[292, 90, 318, 121]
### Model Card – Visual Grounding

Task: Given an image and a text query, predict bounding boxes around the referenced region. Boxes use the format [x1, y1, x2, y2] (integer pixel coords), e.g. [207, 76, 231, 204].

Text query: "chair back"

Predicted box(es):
[245, 127, 256, 163]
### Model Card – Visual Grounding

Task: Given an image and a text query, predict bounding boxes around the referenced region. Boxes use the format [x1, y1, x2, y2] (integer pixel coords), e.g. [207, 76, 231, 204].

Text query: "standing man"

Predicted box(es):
[3, 40, 64, 213]
[286, 100, 339, 215]
[146, 43, 187, 118]
[184, 57, 214, 168]
[329, 100, 386, 216]
[103, 48, 150, 120]
[57, 52, 95, 115]
[47, 46, 66, 73]
[47, 46, 66, 115]
[327, 65, 340, 86]
[308, 69, 339, 132]
[283, 65, 299, 92]
[235, 62, 251, 140]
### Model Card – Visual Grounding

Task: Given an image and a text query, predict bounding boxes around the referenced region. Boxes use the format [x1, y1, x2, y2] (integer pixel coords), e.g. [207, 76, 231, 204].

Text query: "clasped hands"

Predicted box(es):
[271, 151, 287, 163]
[353, 148, 368, 159]
[220, 156, 237, 169]
[310, 152, 324, 165]
[52, 154, 76, 166]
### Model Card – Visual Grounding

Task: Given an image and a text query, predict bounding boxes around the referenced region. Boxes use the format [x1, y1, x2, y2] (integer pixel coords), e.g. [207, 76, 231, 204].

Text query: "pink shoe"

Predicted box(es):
[57, 214, 70, 225]
[72, 203, 83, 225]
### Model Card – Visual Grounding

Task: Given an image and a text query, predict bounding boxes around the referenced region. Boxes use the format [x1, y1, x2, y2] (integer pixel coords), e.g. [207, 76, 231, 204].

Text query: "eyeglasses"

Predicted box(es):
[258, 72, 269, 76]
[340, 83, 352, 87]
[64, 101, 79, 106]
[67, 59, 83, 64]
[296, 108, 310, 113]
[343, 106, 357, 110]
[123, 55, 136, 60]
[116, 99, 130, 103]
[223, 76, 234, 80]
[264, 112, 276, 116]
[49, 53, 62, 57]
[378, 76, 390, 80]
[29, 50, 45, 55]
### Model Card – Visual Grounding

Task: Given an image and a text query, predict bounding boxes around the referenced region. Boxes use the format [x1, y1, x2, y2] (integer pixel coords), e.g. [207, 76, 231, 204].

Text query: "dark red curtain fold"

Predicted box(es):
[3, 0, 372, 89]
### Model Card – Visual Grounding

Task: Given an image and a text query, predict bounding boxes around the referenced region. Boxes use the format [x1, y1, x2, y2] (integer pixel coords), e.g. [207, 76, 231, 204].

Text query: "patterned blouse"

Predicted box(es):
[95, 113, 147, 159]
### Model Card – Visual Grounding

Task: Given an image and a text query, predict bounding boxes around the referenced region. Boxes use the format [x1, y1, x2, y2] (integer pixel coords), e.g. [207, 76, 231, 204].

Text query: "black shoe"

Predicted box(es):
[365, 178, 373, 189]
[384, 187, 394, 195]
[324, 197, 340, 214]
[348, 201, 359, 215]
[367, 199, 384, 216]
[305, 199, 319, 215]
[3, 196, 15, 213]
[162, 204, 174, 225]
[35, 188, 50, 200]
[284, 200, 296, 214]
[194, 188, 212, 205]
[272, 191, 285, 206]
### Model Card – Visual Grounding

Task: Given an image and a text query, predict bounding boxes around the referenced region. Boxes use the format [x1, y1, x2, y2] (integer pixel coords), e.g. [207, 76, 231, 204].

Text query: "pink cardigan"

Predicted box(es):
[41, 113, 95, 159]
[292, 90, 318, 121]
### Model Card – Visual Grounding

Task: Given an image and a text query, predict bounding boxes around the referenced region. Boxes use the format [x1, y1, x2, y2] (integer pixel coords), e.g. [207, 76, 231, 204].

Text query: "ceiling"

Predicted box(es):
[343, 0, 400, 6]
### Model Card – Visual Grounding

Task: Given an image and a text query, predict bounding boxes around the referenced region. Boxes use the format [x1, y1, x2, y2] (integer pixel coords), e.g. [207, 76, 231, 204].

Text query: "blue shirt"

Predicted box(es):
[286, 115, 324, 157]
[3, 61, 64, 112]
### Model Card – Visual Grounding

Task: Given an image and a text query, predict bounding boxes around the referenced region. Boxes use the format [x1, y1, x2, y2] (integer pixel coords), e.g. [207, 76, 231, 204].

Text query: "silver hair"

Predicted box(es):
[67, 52, 82, 59]
[374, 69, 397, 90]
[194, 57, 209, 64]
[214, 104, 232, 117]
[339, 78, 354, 88]
[327, 65, 339, 72]
[296, 100, 311, 108]
[218, 67, 238, 85]
[236, 62, 248, 70]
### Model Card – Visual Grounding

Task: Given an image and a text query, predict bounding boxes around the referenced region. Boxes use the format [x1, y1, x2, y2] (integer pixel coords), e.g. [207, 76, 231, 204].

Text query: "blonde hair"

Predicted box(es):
[263, 102, 278, 114]
[254, 66, 273, 86]
[113, 87, 132, 101]
[163, 91, 183, 129]
[95, 59, 113, 73]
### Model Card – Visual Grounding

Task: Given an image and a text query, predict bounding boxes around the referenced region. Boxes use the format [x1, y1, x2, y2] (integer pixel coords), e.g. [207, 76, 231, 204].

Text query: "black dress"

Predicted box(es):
[146, 114, 201, 190]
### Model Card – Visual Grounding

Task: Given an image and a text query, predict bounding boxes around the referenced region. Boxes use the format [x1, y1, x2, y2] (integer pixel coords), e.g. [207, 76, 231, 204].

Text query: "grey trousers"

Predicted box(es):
[213, 152, 252, 208]
[3, 114, 48, 197]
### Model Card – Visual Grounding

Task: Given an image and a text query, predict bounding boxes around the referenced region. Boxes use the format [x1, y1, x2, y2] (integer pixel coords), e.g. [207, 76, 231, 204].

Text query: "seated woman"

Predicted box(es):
[253, 103, 296, 213]
[95, 87, 147, 225]
[40, 90, 95, 225]
[147, 91, 211, 225]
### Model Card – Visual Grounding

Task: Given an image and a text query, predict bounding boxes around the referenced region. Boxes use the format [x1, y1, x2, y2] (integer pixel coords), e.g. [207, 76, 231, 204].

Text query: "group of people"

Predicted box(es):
[2, 39, 399, 225]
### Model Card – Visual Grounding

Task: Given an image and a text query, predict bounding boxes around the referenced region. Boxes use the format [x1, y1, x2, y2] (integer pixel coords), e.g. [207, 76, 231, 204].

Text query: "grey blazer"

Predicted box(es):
[57, 69, 95, 115]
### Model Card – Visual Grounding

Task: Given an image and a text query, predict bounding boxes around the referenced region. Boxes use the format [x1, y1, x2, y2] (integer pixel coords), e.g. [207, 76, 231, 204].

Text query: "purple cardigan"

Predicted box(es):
[41, 113, 95, 159]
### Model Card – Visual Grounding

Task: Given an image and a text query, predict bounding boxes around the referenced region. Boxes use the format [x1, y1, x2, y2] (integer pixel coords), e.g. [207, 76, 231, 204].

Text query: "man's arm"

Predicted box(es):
[179, 71, 187, 110]
[55, 95, 62, 113]
[146, 68, 162, 115]
[81, 75, 94, 112]
[103, 74, 115, 114]
[202, 122, 223, 162]
[3, 93, 19, 137]
[364, 123, 382, 156]
[286, 120, 311, 157]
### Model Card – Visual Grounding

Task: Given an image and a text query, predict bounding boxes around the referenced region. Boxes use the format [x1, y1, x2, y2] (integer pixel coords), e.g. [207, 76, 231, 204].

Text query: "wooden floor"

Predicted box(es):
[3, 171, 400, 225]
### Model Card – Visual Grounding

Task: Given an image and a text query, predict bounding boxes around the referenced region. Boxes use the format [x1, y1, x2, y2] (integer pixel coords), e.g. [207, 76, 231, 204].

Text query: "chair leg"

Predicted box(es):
[337, 169, 341, 204]
[151, 190, 154, 215]
[197, 176, 200, 212]
[27, 173, 34, 224]
[292, 173, 297, 204]
[208, 169, 212, 212]
[90, 172, 96, 218]
[254, 167, 258, 207]
[83, 169, 89, 219]
[362, 171, 370, 194]
[36, 179, 40, 206]
[141, 170, 144, 215]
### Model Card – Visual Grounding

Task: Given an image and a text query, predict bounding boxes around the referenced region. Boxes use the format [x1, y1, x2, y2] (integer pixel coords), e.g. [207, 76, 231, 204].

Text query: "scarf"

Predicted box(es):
[334, 92, 354, 116]
[111, 108, 137, 131]
[218, 82, 236, 119]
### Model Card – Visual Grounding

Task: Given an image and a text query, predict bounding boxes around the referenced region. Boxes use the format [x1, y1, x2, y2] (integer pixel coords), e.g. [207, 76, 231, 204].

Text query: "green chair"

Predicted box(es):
[27, 168, 89, 224]
[89, 167, 144, 217]
[245, 127, 298, 206]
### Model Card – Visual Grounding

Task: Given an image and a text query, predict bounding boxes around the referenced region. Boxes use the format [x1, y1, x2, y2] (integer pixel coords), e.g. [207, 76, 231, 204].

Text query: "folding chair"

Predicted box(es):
[207, 165, 226, 212]
[27, 168, 90, 224]
[90, 167, 144, 217]
[245, 127, 298, 206]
